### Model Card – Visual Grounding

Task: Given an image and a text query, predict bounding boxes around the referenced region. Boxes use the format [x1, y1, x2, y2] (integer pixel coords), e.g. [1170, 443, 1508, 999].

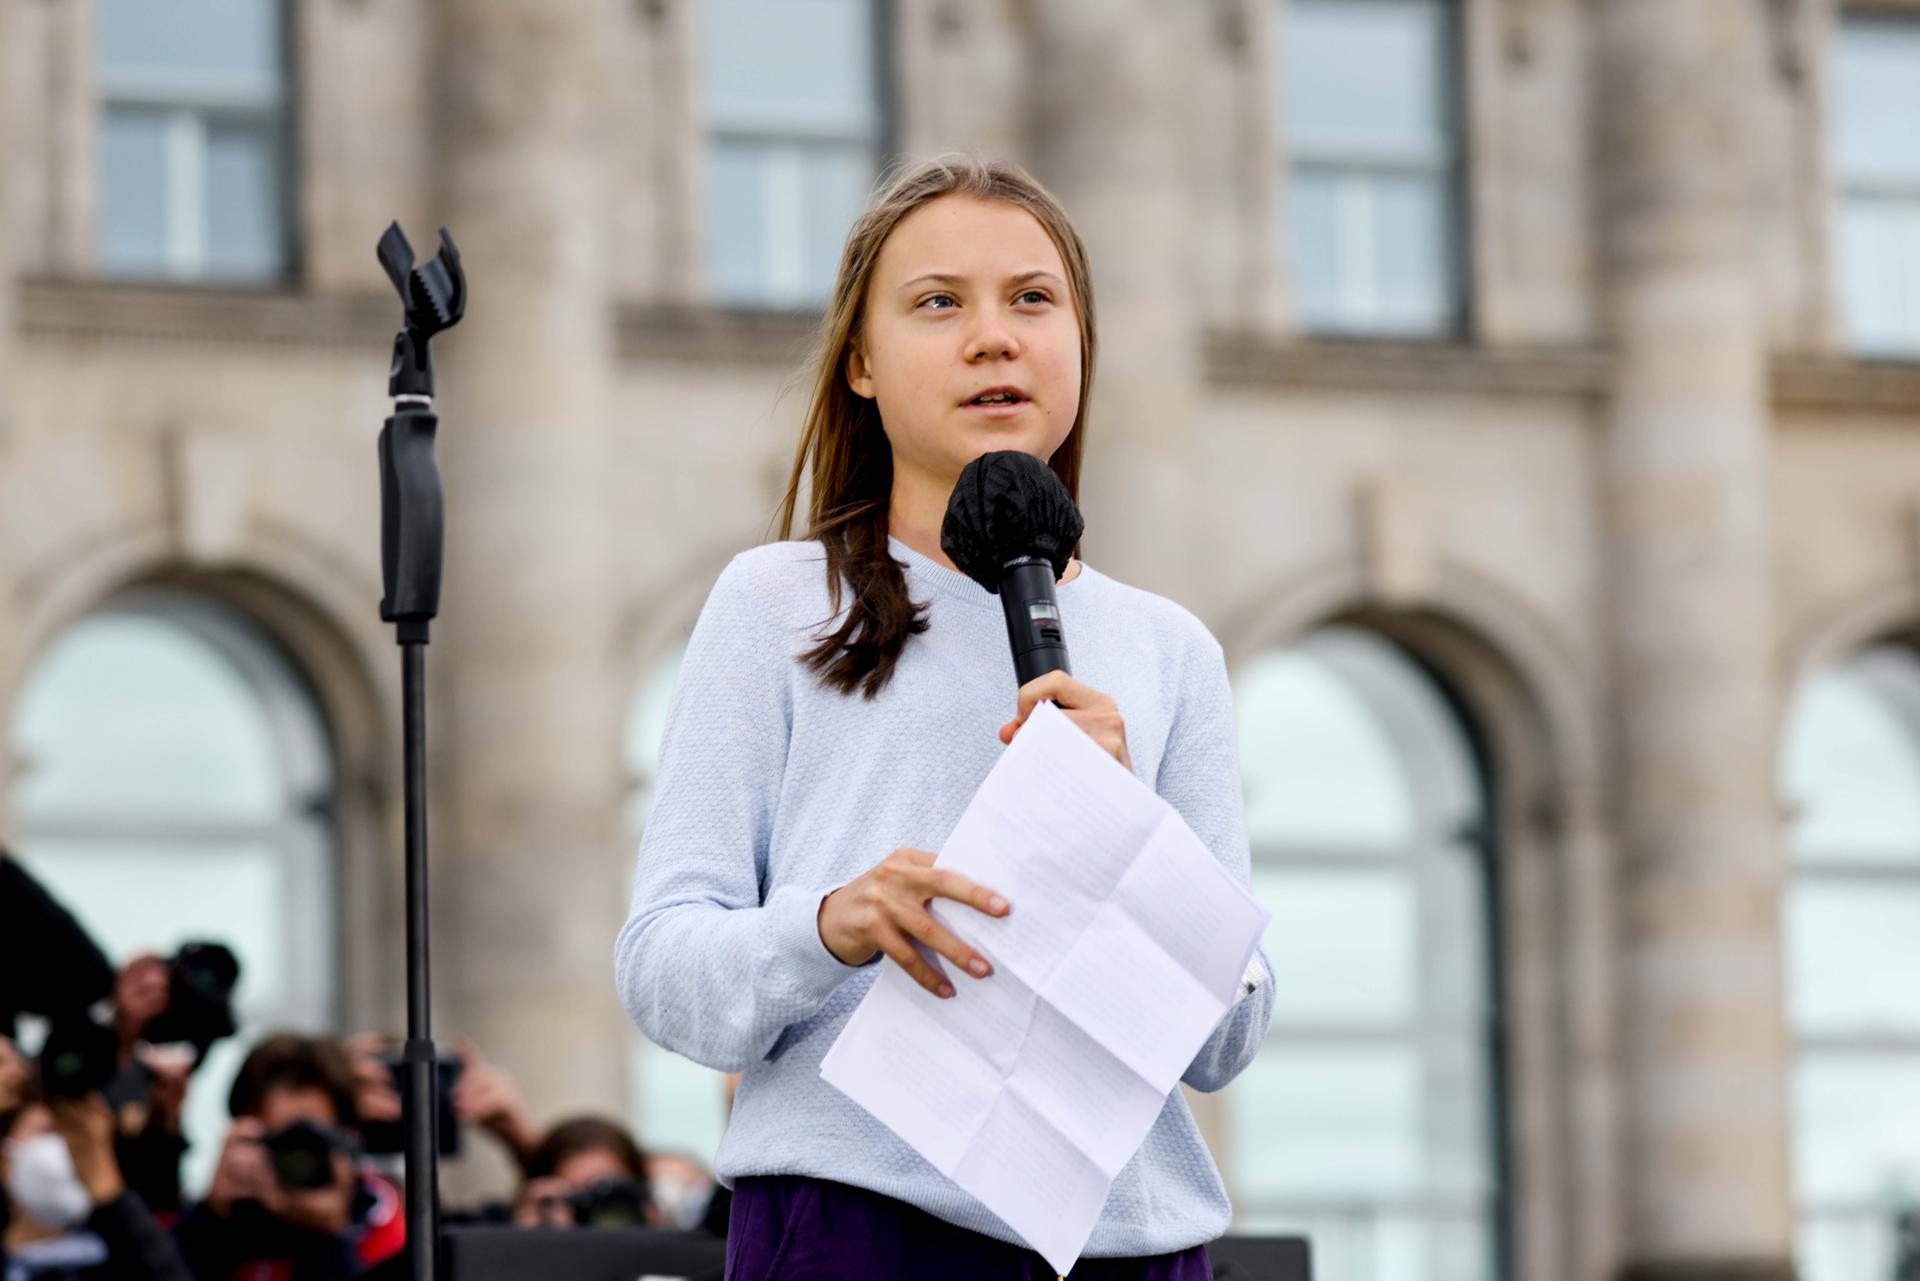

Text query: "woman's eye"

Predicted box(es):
[1017, 290, 1051, 306]
[921, 294, 957, 310]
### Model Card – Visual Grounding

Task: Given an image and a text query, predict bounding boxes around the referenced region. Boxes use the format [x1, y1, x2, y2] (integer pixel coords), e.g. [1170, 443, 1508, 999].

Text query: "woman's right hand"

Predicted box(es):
[817, 848, 1010, 998]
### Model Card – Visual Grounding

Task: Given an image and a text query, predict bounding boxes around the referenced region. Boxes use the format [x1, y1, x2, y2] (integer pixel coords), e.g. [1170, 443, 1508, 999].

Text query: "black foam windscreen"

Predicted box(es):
[939, 451, 1085, 593]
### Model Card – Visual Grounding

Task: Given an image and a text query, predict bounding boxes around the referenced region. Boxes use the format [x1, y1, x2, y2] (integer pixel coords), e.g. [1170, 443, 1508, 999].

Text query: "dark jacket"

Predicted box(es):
[2, 1191, 194, 1281]
[0, 854, 117, 1043]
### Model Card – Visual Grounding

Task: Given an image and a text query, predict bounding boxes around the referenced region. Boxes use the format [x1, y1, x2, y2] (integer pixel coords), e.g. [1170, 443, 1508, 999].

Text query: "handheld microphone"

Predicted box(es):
[940, 451, 1085, 686]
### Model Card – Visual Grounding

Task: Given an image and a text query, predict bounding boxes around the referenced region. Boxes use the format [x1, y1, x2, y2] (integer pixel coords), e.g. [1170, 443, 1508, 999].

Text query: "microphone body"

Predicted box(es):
[998, 556, 1071, 684]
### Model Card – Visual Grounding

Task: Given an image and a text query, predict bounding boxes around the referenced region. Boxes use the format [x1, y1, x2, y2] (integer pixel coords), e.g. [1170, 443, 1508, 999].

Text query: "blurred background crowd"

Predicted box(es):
[0, 851, 726, 1279]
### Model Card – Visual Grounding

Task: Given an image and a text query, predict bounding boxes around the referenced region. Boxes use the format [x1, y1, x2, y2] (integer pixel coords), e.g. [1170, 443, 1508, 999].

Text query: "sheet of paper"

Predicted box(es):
[819, 700, 1270, 1275]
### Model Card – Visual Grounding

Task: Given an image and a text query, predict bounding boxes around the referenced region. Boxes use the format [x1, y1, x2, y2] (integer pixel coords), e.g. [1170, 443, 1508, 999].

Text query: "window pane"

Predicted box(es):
[630, 1039, 730, 1165]
[1788, 882, 1920, 1036]
[1287, 168, 1452, 335]
[700, 0, 877, 136]
[1282, 0, 1450, 162]
[13, 613, 285, 822]
[98, 109, 171, 276]
[800, 144, 871, 300]
[1233, 1047, 1425, 1199]
[205, 118, 284, 280]
[707, 141, 770, 304]
[1286, 168, 1346, 331]
[1834, 197, 1920, 357]
[1783, 650, 1920, 865]
[1258, 868, 1418, 1026]
[1425, 844, 1493, 1026]
[1794, 1052, 1920, 1203]
[1833, 19, 1920, 187]
[1798, 1209, 1904, 1281]
[1237, 645, 1419, 850]
[96, 0, 282, 87]
[1372, 172, 1454, 332]
[707, 139, 870, 308]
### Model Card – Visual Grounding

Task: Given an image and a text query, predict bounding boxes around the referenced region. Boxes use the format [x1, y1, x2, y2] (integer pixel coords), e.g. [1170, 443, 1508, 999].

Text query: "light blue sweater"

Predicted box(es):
[614, 536, 1274, 1258]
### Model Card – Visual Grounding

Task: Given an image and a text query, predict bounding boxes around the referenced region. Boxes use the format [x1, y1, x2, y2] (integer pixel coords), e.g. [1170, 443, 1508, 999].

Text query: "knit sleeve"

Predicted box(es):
[613, 552, 868, 1072]
[1155, 630, 1275, 1092]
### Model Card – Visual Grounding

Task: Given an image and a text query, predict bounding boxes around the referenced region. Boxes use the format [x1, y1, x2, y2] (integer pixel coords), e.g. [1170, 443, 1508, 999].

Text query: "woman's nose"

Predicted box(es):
[965, 315, 1020, 362]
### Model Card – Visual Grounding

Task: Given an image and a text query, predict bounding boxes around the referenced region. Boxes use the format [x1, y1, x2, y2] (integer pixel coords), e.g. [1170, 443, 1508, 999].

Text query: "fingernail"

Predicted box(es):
[968, 958, 990, 977]
[989, 895, 1009, 913]
[938, 983, 955, 999]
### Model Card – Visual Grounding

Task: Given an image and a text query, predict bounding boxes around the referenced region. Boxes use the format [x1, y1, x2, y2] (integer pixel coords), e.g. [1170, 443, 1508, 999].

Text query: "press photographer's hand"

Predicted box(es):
[817, 848, 1009, 998]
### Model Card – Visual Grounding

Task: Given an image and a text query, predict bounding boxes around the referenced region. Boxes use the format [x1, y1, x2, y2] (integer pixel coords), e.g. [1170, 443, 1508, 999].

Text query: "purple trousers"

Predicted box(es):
[724, 1175, 1213, 1281]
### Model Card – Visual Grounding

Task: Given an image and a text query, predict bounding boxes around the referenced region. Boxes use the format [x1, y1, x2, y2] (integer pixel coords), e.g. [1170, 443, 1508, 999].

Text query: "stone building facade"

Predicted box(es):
[3, 2, 1920, 1280]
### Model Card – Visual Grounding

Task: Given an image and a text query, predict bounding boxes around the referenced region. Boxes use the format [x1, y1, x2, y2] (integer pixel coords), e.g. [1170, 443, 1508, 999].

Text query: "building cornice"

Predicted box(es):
[1771, 353, 1920, 416]
[20, 279, 392, 348]
[19, 283, 1920, 418]
[1204, 331, 1614, 399]
[615, 303, 822, 367]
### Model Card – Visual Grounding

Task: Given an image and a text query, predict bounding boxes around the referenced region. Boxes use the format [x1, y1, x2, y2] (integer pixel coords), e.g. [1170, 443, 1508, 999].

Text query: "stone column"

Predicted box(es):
[1594, 4, 1795, 1278]
[1025, 0, 1208, 597]
[433, 0, 626, 1123]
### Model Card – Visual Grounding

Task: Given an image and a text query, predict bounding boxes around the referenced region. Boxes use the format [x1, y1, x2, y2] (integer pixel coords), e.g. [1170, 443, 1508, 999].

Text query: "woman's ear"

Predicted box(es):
[845, 339, 876, 400]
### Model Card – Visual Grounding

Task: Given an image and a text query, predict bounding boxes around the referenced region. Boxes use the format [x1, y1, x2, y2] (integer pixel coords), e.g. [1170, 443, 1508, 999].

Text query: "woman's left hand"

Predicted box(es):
[998, 672, 1133, 773]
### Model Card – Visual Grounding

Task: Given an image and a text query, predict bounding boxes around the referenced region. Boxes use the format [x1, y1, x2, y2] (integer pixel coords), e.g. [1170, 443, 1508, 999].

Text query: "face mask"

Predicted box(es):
[5, 1132, 93, 1230]
[648, 1169, 713, 1230]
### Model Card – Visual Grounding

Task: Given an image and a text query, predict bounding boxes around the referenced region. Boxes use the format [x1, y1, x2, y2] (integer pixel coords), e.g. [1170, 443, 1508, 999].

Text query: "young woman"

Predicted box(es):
[615, 155, 1273, 1280]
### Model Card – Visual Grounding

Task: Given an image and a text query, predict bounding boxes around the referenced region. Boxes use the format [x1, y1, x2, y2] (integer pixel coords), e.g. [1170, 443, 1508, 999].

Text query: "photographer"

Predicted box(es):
[107, 947, 240, 1219]
[1, 851, 240, 1221]
[0, 1057, 192, 1281]
[342, 1034, 540, 1173]
[171, 1035, 402, 1281]
[510, 1117, 655, 1231]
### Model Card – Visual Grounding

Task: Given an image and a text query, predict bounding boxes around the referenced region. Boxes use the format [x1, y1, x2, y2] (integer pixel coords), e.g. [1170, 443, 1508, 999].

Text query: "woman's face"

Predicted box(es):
[848, 194, 1082, 495]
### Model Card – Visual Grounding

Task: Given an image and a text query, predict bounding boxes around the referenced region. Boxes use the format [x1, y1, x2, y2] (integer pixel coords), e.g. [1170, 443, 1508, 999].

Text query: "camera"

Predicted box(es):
[144, 943, 241, 1060]
[551, 1177, 652, 1230]
[37, 1015, 121, 1101]
[359, 1050, 462, 1158]
[37, 941, 241, 1105]
[261, 1118, 351, 1191]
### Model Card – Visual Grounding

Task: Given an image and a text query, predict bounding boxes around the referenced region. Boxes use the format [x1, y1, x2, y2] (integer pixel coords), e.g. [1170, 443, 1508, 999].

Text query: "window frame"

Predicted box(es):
[1230, 628, 1511, 1281]
[697, 0, 891, 310]
[1783, 642, 1920, 1278]
[1277, 0, 1471, 340]
[93, 0, 298, 285]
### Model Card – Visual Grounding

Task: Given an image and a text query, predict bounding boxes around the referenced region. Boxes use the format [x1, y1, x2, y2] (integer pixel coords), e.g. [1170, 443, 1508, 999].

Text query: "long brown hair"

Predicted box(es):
[773, 155, 1098, 699]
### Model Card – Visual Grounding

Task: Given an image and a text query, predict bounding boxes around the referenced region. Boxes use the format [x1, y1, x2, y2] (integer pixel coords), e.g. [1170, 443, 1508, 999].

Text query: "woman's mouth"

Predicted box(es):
[962, 388, 1029, 416]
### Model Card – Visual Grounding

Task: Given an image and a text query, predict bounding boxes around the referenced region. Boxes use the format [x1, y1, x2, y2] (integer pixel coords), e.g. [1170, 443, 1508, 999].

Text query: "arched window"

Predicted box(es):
[1781, 645, 1920, 1281]
[698, 0, 885, 307]
[94, 0, 292, 281]
[8, 589, 336, 1193]
[1229, 626, 1504, 1281]
[623, 641, 735, 1161]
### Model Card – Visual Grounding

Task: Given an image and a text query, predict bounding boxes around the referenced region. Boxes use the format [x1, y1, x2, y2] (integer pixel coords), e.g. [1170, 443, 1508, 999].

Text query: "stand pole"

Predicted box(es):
[374, 222, 464, 1281]
[401, 635, 438, 1281]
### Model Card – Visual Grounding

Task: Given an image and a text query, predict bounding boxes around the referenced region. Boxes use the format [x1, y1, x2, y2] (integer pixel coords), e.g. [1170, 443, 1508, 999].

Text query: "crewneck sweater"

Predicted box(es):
[614, 536, 1274, 1258]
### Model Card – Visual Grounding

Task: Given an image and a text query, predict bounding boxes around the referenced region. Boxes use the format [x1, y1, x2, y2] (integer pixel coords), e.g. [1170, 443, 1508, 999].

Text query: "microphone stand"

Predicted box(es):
[375, 222, 465, 1281]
